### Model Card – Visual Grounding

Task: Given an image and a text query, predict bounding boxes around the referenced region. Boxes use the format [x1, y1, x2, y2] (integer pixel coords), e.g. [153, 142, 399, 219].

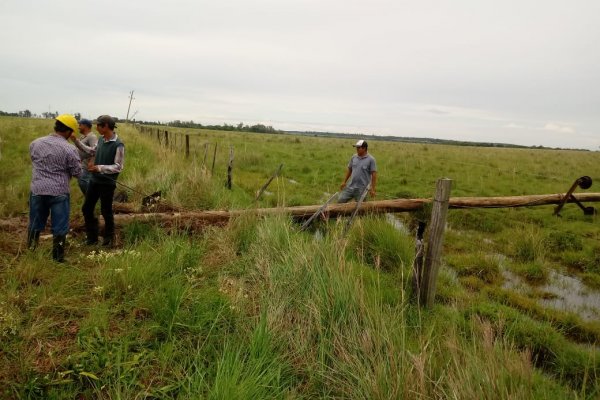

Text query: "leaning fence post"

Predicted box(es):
[420, 178, 452, 307]
[255, 164, 284, 200]
[211, 143, 218, 175]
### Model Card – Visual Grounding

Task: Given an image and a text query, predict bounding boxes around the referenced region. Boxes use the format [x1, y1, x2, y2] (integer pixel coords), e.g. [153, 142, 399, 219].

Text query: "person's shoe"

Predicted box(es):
[85, 218, 99, 245]
[27, 229, 41, 250]
[52, 235, 66, 263]
[101, 236, 113, 247]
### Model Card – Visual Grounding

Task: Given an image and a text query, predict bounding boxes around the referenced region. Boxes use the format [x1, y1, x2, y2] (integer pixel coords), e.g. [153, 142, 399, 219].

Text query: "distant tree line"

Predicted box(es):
[0, 110, 82, 120]
[1, 110, 587, 151]
[287, 131, 589, 151]
[137, 119, 283, 134]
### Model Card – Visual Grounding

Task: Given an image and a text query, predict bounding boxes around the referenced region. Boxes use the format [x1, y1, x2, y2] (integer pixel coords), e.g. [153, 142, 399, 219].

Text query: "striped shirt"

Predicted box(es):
[30, 133, 82, 195]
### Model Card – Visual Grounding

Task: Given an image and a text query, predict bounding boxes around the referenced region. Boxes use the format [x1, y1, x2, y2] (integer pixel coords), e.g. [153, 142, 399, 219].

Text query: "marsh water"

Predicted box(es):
[349, 214, 600, 322]
[502, 265, 600, 321]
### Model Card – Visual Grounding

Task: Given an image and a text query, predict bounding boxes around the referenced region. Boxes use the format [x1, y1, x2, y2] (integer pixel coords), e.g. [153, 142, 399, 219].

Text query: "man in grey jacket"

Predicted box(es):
[75, 118, 98, 194]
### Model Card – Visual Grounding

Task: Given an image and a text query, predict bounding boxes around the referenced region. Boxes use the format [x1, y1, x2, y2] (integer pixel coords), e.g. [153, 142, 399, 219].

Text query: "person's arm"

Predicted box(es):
[86, 134, 98, 150]
[369, 171, 377, 198]
[340, 167, 352, 190]
[89, 145, 125, 174]
[68, 150, 83, 178]
[71, 135, 96, 156]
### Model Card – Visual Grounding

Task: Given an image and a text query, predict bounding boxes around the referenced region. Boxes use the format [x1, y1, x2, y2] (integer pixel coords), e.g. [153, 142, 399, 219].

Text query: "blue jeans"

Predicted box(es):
[338, 187, 364, 203]
[78, 169, 91, 194]
[28, 193, 70, 236]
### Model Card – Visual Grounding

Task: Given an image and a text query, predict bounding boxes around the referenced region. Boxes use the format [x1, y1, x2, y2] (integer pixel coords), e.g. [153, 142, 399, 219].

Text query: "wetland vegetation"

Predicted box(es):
[1, 116, 598, 398]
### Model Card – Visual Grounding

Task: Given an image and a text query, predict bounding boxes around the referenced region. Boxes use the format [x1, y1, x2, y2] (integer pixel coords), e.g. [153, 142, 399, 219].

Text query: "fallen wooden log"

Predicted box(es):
[95, 192, 600, 227]
[3, 193, 599, 233]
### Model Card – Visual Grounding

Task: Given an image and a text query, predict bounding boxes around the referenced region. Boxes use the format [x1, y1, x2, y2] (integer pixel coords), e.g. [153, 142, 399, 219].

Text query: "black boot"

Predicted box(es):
[85, 218, 99, 245]
[52, 235, 66, 263]
[27, 229, 40, 250]
[101, 235, 113, 247]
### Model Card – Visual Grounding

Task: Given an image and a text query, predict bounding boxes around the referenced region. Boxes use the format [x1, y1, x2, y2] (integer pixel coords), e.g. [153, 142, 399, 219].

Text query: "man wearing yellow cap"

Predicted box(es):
[28, 114, 82, 262]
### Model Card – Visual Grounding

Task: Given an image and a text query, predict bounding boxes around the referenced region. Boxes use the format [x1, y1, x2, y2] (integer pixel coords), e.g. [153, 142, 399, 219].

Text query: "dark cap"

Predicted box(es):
[352, 139, 368, 148]
[79, 118, 92, 127]
[94, 115, 117, 129]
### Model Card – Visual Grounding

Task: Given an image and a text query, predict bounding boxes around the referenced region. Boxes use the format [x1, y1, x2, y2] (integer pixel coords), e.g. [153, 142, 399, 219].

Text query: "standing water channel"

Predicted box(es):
[502, 265, 600, 321]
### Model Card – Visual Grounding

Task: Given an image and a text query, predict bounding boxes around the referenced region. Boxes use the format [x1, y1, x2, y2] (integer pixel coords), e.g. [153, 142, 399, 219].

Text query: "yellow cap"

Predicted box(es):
[55, 114, 79, 133]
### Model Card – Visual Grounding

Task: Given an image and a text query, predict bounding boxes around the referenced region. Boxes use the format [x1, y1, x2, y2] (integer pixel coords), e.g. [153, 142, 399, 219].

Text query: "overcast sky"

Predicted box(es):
[1, 0, 599, 149]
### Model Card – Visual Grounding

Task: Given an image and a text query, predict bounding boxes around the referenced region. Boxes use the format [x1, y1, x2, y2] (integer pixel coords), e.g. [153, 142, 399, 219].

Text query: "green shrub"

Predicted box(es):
[512, 230, 546, 262]
[122, 221, 163, 245]
[228, 213, 259, 254]
[448, 210, 503, 233]
[544, 231, 583, 252]
[348, 216, 414, 271]
[582, 250, 600, 274]
[510, 261, 549, 283]
[580, 273, 600, 289]
[445, 253, 501, 284]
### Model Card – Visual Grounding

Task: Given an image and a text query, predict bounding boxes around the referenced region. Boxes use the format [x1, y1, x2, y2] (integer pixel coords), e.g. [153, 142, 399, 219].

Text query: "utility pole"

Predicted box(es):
[126, 90, 135, 122]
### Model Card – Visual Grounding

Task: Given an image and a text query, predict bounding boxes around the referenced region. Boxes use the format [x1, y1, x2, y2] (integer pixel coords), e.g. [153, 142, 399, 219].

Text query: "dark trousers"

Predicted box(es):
[82, 182, 116, 239]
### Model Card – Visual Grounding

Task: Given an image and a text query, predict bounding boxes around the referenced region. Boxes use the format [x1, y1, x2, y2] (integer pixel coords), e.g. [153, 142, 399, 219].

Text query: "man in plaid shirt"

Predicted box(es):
[28, 114, 82, 262]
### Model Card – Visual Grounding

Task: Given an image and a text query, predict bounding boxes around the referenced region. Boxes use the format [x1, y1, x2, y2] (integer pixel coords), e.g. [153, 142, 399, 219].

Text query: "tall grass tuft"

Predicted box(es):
[348, 215, 414, 272]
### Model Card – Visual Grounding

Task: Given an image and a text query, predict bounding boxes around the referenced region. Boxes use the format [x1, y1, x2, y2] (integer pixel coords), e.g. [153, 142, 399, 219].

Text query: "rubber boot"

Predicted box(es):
[27, 229, 40, 250]
[52, 235, 66, 263]
[85, 218, 99, 245]
[101, 236, 113, 247]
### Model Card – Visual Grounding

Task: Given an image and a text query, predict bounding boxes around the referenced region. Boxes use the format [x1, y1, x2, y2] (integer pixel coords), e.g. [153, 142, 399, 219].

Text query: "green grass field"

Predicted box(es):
[1, 116, 599, 398]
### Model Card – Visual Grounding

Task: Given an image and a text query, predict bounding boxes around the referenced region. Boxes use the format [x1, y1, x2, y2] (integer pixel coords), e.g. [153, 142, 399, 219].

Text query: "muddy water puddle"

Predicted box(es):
[502, 264, 600, 321]
[385, 213, 410, 235]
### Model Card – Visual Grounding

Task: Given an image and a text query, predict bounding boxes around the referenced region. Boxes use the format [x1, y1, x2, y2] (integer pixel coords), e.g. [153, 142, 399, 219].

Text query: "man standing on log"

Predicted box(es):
[72, 115, 125, 246]
[338, 139, 377, 203]
[28, 114, 82, 262]
[75, 118, 97, 195]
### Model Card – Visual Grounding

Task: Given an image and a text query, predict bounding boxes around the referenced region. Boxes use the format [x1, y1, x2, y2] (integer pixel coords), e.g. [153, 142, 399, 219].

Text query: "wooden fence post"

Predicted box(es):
[201, 143, 209, 169]
[227, 146, 234, 189]
[420, 178, 452, 307]
[185, 135, 190, 158]
[211, 143, 218, 175]
[165, 131, 169, 148]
